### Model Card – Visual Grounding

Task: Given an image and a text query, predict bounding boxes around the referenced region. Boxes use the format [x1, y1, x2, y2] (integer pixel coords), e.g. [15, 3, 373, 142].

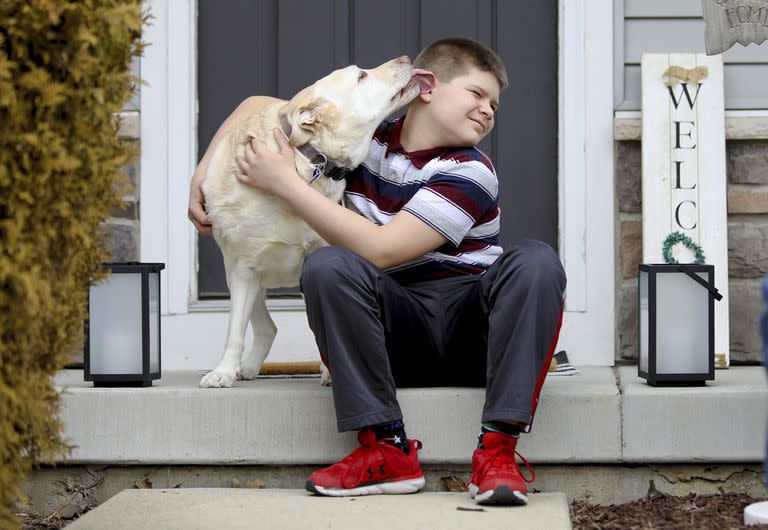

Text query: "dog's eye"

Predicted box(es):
[357, 70, 367, 82]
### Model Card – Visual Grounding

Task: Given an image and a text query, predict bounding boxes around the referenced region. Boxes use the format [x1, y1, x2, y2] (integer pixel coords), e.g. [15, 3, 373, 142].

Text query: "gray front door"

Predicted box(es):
[197, 0, 558, 298]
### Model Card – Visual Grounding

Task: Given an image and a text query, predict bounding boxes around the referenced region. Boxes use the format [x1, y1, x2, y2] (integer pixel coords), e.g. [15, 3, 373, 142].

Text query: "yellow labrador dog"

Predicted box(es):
[200, 56, 435, 388]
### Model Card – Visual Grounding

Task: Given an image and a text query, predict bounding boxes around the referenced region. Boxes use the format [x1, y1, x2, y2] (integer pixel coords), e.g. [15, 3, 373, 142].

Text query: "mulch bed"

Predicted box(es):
[571, 492, 768, 530]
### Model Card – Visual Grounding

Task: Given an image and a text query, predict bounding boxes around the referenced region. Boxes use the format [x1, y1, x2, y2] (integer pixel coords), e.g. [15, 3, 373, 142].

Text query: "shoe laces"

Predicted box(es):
[332, 430, 378, 469]
[470, 436, 536, 486]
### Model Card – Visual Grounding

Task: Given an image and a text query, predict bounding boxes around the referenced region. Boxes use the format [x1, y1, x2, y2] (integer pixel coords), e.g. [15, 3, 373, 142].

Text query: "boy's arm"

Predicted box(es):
[236, 130, 448, 269]
[188, 96, 280, 235]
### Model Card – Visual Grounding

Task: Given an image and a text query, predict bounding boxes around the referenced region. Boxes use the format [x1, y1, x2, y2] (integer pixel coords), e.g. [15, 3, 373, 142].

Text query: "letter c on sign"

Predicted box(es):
[675, 200, 697, 230]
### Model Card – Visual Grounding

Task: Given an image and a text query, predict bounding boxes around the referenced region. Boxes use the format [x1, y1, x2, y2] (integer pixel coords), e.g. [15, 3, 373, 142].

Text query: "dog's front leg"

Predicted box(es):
[239, 292, 276, 380]
[200, 266, 260, 388]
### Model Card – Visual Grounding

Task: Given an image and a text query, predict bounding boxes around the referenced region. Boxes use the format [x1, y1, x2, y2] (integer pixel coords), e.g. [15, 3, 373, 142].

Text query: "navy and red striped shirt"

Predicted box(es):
[344, 117, 503, 283]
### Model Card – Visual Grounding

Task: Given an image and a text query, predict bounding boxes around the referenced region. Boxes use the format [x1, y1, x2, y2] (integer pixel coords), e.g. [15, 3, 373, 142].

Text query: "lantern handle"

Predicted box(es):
[678, 266, 723, 301]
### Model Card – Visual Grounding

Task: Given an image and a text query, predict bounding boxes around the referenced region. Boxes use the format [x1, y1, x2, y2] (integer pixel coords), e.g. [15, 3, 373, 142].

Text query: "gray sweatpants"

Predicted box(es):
[299, 240, 566, 433]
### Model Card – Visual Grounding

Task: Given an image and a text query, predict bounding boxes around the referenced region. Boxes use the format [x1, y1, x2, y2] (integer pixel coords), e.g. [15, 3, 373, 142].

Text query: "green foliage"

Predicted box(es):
[0, 2, 143, 527]
[662, 231, 706, 265]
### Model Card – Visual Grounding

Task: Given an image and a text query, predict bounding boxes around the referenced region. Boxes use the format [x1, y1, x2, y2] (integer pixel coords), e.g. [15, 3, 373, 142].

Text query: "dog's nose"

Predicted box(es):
[396, 55, 411, 65]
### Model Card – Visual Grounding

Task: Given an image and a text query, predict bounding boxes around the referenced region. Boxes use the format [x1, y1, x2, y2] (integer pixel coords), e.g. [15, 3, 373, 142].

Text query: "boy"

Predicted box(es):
[188, 38, 566, 506]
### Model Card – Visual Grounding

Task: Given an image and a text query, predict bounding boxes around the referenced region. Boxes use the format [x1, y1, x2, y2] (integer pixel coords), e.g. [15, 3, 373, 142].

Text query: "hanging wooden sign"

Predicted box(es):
[641, 53, 730, 367]
[702, 0, 768, 55]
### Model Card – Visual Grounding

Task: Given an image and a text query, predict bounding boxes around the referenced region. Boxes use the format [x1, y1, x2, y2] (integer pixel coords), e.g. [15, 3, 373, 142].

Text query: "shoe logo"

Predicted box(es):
[367, 464, 387, 479]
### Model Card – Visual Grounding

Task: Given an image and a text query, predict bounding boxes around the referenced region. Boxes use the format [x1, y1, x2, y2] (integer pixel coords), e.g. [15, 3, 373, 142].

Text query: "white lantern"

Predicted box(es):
[638, 264, 722, 386]
[85, 262, 164, 386]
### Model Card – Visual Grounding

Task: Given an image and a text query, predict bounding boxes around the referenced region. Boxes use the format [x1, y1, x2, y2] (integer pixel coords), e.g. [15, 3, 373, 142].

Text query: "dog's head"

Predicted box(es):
[280, 57, 435, 170]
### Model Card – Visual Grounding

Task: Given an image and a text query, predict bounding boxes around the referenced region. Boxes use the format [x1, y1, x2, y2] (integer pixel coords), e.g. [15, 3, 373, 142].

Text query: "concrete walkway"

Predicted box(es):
[64, 489, 572, 530]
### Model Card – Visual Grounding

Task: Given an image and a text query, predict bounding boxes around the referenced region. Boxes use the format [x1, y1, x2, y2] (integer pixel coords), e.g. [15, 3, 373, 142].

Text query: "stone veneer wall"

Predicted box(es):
[617, 130, 768, 363]
[105, 112, 140, 262]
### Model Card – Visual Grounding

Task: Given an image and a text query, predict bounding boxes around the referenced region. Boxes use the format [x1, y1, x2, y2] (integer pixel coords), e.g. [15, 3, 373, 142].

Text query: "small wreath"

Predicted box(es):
[662, 231, 705, 264]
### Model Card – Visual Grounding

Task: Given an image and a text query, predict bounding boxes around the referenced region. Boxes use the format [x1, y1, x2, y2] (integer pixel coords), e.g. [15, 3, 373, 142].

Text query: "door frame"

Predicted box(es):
[140, 0, 615, 369]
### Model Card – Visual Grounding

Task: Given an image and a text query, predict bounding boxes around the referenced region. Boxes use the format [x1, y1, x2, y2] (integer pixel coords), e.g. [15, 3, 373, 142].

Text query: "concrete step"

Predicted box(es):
[52, 366, 767, 465]
[63, 489, 572, 530]
[617, 365, 768, 461]
[54, 367, 620, 464]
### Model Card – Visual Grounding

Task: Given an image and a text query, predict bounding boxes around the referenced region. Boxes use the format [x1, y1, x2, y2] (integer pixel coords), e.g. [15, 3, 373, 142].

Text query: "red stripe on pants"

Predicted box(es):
[526, 304, 565, 431]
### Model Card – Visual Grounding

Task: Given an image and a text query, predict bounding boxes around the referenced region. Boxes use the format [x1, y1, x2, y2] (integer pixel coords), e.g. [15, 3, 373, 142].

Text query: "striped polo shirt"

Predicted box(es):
[344, 116, 503, 283]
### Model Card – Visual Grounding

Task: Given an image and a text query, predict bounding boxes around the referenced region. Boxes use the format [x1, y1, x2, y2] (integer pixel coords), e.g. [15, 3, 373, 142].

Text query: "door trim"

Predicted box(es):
[555, 0, 616, 365]
[140, 0, 615, 369]
[140, 0, 197, 316]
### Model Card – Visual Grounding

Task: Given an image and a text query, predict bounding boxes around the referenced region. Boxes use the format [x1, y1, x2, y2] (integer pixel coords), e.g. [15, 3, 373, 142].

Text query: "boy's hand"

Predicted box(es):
[188, 181, 212, 236]
[235, 129, 299, 198]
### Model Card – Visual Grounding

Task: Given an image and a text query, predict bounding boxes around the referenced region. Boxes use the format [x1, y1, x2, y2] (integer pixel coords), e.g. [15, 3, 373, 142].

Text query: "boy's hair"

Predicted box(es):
[413, 37, 508, 90]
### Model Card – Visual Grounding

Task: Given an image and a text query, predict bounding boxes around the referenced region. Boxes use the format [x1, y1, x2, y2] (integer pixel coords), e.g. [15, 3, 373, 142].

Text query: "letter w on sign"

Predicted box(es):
[702, 0, 768, 55]
[641, 53, 730, 366]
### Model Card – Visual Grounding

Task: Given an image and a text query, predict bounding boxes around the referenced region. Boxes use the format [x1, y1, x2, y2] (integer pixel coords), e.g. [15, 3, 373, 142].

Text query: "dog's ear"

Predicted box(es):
[286, 101, 319, 147]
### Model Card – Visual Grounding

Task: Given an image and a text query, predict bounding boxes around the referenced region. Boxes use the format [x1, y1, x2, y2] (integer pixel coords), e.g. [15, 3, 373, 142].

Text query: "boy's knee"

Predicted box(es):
[300, 246, 351, 285]
[509, 239, 556, 264]
[505, 240, 565, 284]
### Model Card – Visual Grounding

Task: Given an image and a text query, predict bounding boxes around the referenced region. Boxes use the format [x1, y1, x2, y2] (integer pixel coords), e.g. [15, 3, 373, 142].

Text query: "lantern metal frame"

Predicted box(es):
[84, 262, 165, 387]
[638, 263, 716, 386]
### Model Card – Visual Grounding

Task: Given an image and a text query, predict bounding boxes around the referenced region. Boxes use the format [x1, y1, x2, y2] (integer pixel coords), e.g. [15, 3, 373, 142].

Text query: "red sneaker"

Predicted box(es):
[467, 432, 535, 505]
[306, 430, 425, 496]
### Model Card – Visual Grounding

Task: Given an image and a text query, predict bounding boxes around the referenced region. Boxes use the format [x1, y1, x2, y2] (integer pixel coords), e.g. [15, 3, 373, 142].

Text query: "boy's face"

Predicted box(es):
[422, 66, 501, 148]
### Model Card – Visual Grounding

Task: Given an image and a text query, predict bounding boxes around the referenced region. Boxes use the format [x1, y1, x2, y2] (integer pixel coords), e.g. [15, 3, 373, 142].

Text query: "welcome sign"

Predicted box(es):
[641, 53, 730, 367]
[703, 0, 768, 55]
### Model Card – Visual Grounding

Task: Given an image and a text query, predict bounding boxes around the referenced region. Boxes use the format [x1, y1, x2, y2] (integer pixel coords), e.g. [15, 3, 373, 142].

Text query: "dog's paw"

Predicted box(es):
[200, 370, 237, 388]
[238, 365, 260, 381]
[320, 363, 332, 386]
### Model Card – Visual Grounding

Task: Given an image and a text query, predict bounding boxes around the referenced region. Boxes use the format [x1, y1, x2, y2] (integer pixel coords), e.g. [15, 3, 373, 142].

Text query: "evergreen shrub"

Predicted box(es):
[0, 2, 143, 526]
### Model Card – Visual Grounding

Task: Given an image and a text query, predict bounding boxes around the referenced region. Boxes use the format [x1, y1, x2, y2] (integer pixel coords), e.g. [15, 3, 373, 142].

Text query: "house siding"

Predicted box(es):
[616, 0, 768, 109]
